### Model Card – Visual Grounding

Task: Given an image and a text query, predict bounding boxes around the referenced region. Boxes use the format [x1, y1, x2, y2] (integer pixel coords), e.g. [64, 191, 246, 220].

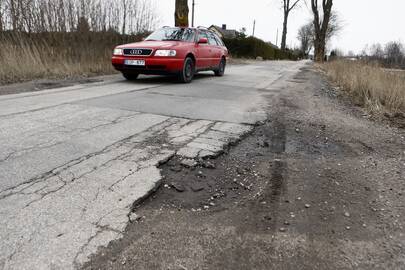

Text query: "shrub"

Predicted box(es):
[223, 36, 298, 60]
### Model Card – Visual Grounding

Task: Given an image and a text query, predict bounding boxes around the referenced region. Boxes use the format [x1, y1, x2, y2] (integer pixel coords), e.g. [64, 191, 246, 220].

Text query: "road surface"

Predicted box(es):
[0, 61, 305, 269]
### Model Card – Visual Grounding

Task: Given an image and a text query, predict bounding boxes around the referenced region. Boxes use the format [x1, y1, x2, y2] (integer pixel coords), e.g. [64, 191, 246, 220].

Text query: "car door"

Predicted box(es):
[196, 30, 212, 69]
[206, 31, 222, 67]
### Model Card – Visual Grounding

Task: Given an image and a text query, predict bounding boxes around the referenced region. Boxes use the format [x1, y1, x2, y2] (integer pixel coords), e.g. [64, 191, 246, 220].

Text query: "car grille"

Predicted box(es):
[123, 48, 153, 56]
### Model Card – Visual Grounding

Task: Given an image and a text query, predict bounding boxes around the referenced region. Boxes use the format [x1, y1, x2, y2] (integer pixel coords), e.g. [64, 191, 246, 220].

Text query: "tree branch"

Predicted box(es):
[288, 0, 301, 12]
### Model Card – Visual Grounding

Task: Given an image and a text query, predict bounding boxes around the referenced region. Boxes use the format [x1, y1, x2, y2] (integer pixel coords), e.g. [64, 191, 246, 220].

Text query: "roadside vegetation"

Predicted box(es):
[223, 36, 298, 60]
[0, 0, 156, 85]
[323, 60, 405, 115]
[0, 31, 145, 84]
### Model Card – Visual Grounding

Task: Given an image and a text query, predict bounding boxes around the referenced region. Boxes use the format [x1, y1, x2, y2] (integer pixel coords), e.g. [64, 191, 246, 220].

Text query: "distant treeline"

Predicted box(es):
[223, 36, 299, 61]
[331, 41, 405, 70]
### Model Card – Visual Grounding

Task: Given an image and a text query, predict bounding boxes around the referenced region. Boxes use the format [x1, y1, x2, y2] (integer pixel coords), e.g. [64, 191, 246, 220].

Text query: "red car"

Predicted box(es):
[112, 27, 229, 83]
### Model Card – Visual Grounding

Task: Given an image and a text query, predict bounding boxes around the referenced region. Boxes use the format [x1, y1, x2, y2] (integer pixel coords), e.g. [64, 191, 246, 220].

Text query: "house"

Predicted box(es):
[208, 24, 239, 39]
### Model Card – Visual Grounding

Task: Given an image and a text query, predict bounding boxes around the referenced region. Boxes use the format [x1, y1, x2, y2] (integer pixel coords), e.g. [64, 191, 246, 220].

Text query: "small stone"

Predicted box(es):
[346, 226, 351, 230]
[170, 166, 182, 172]
[279, 227, 287, 232]
[344, 212, 350, 217]
[284, 221, 290, 226]
[362, 223, 367, 228]
[236, 168, 245, 175]
[203, 205, 210, 210]
[181, 159, 197, 168]
[170, 183, 186, 192]
[196, 171, 205, 178]
[297, 197, 302, 201]
[305, 204, 311, 208]
[295, 128, 300, 133]
[202, 161, 216, 169]
[191, 184, 204, 192]
[258, 140, 269, 147]
[209, 202, 215, 206]
[128, 212, 141, 223]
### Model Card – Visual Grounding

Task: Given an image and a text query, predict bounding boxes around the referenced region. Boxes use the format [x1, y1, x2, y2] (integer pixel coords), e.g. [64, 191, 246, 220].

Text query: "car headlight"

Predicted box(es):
[155, 50, 177, 57]
[113, 48, 123, 56]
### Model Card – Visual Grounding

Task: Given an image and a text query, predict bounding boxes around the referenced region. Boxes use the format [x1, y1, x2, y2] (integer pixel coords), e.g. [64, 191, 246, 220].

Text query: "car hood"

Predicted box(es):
[117, 40, 182, 49]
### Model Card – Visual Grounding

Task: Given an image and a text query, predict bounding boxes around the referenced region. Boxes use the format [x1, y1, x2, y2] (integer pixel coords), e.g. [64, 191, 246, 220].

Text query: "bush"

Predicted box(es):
[223, 36, 298, 60]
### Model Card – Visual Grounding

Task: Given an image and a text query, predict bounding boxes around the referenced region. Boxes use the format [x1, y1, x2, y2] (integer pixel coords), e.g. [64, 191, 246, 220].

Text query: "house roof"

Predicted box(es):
[208, 25, 238, 39]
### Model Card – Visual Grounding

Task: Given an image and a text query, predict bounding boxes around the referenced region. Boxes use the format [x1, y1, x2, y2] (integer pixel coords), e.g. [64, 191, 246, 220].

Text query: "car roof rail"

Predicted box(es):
[197, 26, 208, 30]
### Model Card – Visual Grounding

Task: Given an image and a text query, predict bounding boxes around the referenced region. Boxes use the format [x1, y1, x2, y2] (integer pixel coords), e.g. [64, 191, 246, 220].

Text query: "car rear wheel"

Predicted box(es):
[214, 58, 226, 76]
[122, 73, 139, 81]
[179, 57, 195, 83]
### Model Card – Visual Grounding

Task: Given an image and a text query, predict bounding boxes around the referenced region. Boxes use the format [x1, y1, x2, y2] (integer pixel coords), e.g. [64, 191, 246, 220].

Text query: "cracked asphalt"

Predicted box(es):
[0, 61, 306, 269]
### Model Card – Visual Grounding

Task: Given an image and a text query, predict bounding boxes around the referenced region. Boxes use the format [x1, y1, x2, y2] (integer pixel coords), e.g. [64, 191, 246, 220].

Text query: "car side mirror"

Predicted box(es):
[198, 38, 208, 44]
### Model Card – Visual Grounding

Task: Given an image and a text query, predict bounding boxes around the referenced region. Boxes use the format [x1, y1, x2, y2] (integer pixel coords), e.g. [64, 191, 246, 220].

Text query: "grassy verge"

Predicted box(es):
[0, 31, 143, 85]
[323, 60, 405, 115]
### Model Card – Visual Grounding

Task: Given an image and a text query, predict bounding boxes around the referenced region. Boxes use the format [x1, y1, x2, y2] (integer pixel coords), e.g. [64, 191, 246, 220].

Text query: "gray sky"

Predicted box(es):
[156, 0, 405, 54]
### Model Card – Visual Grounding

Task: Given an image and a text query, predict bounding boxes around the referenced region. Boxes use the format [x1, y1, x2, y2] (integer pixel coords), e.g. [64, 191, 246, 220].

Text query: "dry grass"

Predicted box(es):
[323, 60, 405, 114]
[0, 32, 142, 85]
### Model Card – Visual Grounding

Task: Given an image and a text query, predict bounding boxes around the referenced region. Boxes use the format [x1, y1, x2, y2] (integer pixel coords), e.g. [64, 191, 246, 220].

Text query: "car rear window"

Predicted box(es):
[213, 34, 225, 47]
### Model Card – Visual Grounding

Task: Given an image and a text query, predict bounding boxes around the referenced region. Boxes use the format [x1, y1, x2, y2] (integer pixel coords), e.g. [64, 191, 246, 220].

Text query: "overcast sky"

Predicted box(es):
[156, 0, 405, 54]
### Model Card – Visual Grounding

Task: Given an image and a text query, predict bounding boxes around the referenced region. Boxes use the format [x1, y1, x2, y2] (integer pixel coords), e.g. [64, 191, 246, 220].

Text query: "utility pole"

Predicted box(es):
[276, 28, 279, 47]
[191, 0, 195, 27]
[252, 20, 256, 37]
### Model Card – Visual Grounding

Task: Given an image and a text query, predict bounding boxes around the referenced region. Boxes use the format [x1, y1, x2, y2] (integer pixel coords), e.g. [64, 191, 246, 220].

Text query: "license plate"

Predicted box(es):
[124, 59, 145, 66]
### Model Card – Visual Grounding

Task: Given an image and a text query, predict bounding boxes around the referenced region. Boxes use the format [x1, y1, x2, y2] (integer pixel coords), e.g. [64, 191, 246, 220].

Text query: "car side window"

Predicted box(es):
[207, 32, 219, 46]
[183, 29, 196, 42]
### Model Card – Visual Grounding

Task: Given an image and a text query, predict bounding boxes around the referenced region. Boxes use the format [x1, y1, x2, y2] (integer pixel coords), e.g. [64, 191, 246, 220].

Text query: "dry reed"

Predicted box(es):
[323, 60, 405, 114]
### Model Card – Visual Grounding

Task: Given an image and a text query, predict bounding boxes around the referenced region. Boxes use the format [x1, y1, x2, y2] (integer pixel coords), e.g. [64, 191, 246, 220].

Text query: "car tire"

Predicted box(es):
[122, 73, 139, 81]
[214, 58, 226, 76]
[179, 57, 195, 83]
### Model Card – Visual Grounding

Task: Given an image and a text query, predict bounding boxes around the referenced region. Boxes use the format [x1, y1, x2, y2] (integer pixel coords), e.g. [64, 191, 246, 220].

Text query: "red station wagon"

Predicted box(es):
[112, 27, 229, 83]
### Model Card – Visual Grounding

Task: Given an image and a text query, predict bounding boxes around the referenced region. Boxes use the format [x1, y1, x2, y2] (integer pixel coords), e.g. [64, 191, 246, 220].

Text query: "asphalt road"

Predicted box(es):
[0, 61, 306, 269]
[83, 63, 405, 270]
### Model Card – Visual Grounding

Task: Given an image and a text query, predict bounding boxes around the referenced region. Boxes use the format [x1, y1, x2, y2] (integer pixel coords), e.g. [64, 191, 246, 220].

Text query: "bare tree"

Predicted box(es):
[297, 12, 340, 57]
[280, 0, 301, 50]
[0, 0, 157, 34]
[175, 0, 188, 27]
[369, 43, 384, 60]
[311, 0, 333, 62]
[385, 41, 404, 67]
[297, 22, 313, 56]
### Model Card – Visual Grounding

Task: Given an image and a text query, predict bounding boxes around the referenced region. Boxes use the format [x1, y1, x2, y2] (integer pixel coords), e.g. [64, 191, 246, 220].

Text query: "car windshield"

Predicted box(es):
[145, 27, 196, 42]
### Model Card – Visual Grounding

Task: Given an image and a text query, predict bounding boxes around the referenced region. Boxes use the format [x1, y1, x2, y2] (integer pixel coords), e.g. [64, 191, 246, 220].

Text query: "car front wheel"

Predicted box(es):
[122, 73, 139, 81]
[179, 57, 195, 83]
